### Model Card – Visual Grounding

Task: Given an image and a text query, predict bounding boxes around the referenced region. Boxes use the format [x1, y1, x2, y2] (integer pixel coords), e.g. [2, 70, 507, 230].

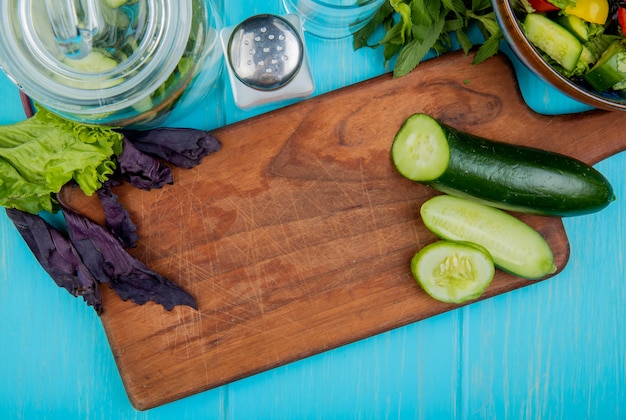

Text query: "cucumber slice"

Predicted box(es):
[578, 45, 595, 67]
[523, 13, 583, 72]
[62, 50, 122, 90]
[64, 50, 119, 73]
[557, 14, 589, 42]
[421, 195, 557, 280]
[390, 113, 450, 182]
[584, 40, 626, 91]
[411, 240, 495, 304]
[104, 0, 132, 8]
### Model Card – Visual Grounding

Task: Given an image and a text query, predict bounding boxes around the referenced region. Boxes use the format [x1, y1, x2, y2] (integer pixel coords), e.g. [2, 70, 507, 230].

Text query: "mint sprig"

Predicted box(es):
[354, 0, 503, 77]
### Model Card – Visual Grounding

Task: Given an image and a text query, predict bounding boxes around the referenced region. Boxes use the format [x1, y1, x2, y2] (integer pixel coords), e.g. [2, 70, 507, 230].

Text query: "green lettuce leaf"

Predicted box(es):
[0, 107, 123, 214]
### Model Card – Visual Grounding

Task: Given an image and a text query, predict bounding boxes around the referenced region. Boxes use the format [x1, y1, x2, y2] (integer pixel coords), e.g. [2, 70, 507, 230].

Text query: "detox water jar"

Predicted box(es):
[282, 0, 386, 39]
[0, 0, 223, 128]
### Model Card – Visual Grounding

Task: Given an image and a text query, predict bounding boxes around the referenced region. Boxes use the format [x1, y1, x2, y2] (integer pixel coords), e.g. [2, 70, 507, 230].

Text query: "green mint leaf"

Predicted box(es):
[438, 32, 453, 50]
[393, 38, 425, 77]
[472, 32, 502, 64]
[354, 0, 502, 77]
[469, 11, 501, 37]
[379, 21, 406, 46]
[353, 1, 394, 50]
[472, 0, 492, 12]
[410, 5, 432, 28]
[455, 28, 473, 55]
[394, 9, 446, 76]
[417, 0, 442, 22]
[442, 0, 467, 17]
[384, 42, 403, 61]
[443, 16, 464, 32]
[391, 0, 413, 42]
[433, 40, 451, 55]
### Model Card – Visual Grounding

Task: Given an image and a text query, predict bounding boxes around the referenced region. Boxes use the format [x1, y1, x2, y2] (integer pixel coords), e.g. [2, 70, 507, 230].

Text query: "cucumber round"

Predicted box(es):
[390, 113, 450, 181]
[584, 40, 626, 91]
[391, 113, 614, 217]
[63, 50, 122, 90]
[556, 14, 589, 42]
[411, 240, 495, 304]
[64, 50, 119, 73]
[421, 195, 557, 280]
[523, 13, 583, 72]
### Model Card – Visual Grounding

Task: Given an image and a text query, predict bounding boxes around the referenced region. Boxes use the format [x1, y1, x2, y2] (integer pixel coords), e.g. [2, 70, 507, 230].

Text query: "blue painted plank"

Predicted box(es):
[227, 311, 462, 419]
[461, 153, 626, 419]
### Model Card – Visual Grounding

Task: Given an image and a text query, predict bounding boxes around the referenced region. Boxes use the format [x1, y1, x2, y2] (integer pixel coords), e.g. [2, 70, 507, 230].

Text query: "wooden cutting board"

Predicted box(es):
[60, 51, 626, 410]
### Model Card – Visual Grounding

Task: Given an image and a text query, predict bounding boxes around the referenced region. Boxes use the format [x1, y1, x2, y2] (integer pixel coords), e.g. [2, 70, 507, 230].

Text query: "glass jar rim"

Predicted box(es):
[0, 0, 195, 116]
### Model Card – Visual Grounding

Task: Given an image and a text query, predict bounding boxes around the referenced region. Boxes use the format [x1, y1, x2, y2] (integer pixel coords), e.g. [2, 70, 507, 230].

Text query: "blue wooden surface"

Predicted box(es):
[1, 1, 625, 418]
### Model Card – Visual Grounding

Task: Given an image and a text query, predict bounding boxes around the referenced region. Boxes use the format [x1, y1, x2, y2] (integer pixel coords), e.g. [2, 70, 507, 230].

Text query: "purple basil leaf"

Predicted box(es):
[97, 180, 139, 249]
[117, 137, 173, 190]
[6, 208, 103, 313]
[60, 203, 197, 311]
[122, 127, 221, 169]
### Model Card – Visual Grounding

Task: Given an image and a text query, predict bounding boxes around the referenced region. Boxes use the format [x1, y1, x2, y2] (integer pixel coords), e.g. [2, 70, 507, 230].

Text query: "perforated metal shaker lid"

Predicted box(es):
[227, 14, 303, 91]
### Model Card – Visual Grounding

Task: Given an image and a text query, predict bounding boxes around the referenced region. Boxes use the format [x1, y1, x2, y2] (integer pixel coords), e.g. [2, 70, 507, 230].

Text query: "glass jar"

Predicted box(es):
[0, 0, 223, 128]
[282, 0, 385, 39]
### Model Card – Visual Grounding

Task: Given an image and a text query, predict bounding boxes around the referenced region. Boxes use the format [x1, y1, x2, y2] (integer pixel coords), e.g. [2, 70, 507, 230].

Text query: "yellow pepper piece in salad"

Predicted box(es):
[565, 0, 609, 25]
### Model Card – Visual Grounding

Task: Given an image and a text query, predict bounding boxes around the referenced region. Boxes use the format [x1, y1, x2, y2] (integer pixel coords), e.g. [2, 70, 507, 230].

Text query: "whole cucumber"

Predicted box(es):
[391, 113, 615, 217]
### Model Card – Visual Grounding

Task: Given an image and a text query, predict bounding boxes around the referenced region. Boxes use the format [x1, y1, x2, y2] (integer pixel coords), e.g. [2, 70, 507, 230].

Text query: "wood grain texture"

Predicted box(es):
[59, 51, 626, 410]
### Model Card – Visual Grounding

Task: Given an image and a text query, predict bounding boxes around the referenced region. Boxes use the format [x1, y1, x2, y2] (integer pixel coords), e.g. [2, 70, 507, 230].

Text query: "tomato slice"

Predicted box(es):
[527, 0, 560, 12]
[619, 7, 626, 34]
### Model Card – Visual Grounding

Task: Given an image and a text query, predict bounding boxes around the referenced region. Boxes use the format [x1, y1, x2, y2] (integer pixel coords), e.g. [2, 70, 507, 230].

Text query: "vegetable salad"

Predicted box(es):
[515, 0, 626, 94]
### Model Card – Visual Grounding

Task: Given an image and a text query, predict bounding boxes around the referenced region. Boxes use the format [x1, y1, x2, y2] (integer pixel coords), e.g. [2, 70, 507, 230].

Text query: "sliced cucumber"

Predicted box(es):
[578, 45, 595, 67]
[62, 50, 122, 90]
[64, 49, 119, 73]
[556, 14, 590, 42]
[390, 113, 450, 181]
[421, 195, 557, 280]
[584, 34, 621, 62]
[523, 13, 583, 72]
[584, 40, 626, 91]
[411, 240, 495, 304]
[131, 95, 155, 113]
[104, 0, 133, 8]
[391, 113, 614, 217]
